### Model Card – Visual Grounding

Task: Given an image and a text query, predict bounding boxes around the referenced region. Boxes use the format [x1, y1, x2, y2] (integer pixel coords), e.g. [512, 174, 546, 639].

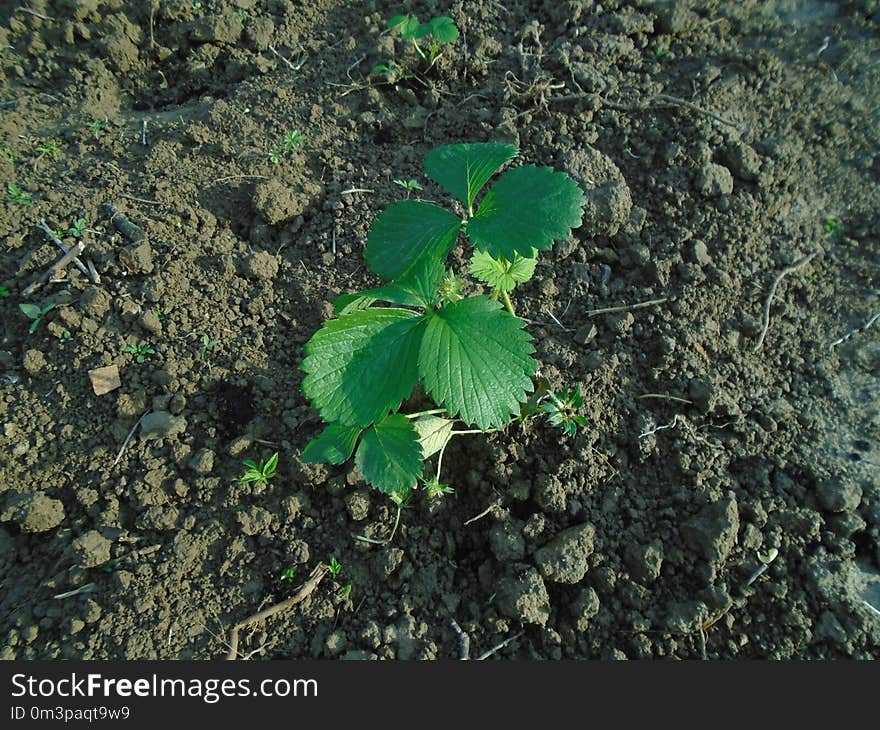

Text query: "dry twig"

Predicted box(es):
[22, 240, 85, 297]
[753, 251, 818, 351]
[585, 297, 667, 317]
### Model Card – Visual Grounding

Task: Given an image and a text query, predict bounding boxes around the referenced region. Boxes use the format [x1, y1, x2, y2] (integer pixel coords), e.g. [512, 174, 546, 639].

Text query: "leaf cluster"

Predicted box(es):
[300, 143, 585, 495]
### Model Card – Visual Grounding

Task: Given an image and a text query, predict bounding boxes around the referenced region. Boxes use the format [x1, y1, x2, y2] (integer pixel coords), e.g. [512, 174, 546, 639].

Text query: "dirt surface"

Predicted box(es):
[1, 0, 879, 660]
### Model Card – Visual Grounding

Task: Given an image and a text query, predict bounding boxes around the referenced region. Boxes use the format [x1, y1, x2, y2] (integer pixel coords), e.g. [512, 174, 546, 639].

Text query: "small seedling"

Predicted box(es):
[67, 218, 87, 238]
[370, 60, 408, 84]
[269, 130, 304, 164]
[541, 387, 589, 437]
[424, 477, 454, 499]
[35, 138, 61, 159]
[335, 583, 352, 602]
[200, 333, 219, 360]
[393, 178, 424, 198]
[825, 218, 842, 237]
[648, 49, 668, 62]
[300, 142, 586, 497]
[0, 146, 14, 161]
[153, 309, 166, 321]
[240, 452, 279, 487]
[280, 566, 298, 581]
[124, 342, 156, 363]
[88, 120, 108, 138]
[19, 302, 59, 333]
[7, 183, 31, 206]
[0, 287, 10, 298]
[234, 9, 247, 21]
[387, 14, 460, 66]
[192, 0, 202, 10]
[327, 557, 342, 576]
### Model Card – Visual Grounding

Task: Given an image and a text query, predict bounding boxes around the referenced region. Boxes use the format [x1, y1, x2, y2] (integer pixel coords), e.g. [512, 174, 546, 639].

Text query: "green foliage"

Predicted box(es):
[388, 14, 460, 64]
[7, 183, 31, 206]
[88, 120, 108, 138]
[20, 302, 59, 333]
[370, 60, 408, 84]
[393, 178, 424, 197]
[825, 218, 842, 237]
[301, 142, 585, 497]
[0, 287, 10, 298]
[124, 342, 155, 363]
[68, 218, 87, 238]
[280, 565, 297, 581]
[0, 146, 14, 161]
[35, 138, 61, 159]
[200, 333, 219, 360]
[327, 557, 342, 576]
[541, 387, 589, 437]
[240, 452, 279, 487]
[269, 130, 304, 164]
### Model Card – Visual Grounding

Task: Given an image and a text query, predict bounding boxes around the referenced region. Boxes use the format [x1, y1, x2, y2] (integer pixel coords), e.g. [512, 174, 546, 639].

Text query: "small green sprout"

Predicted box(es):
[370, 60, 410, 84]
[327, 557, 342, 576]
[393, 178, 424, 198]
[280, 565, 298, 581]
[825, 218, 842, 237]
[192, 0, 202, 10]
[43, 227, 65, 243]
[0, 287, 10, 298]
[269, 130, 304, 164]
[35, 138, 61, 159]
[7, 183, 31, 206]
[19, 302, 59, 334]
[240, 452, 279, 487]
[124, 342, 156, 363]
[424, 477, 454, 499]
[88, 120, 108, 138]
[335, 583, 352, 603]
[234, 9, 247, 22]
[0, 146, 14, 161]
[67, 218, 87, 238]
[153, 309, 166, 321]
[647, 49, 668, 62]
[541, 387, 589, 437]
[438, 269, 465, 305]
[200, 333, 219, 360]
[387, 14, 460, 65]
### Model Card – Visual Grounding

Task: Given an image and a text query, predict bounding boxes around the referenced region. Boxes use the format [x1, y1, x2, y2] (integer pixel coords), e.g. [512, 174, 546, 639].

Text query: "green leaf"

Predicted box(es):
[332, 257, 445, 315]
[355, 414, 423, 494]
[19, 303, 41, 320]
[365, 201, 462, 281]
[302, 308, 427, 427]
[302, 423, 363, 464]
[419, 296, 537, 430]
[411, 415, 455, 459]
[470, 250, 537, 293]
[429, 17, 460, 44]
[424, 142, 518, 211]
[468, 165, 585, 259]
[389, 14, 420, 40]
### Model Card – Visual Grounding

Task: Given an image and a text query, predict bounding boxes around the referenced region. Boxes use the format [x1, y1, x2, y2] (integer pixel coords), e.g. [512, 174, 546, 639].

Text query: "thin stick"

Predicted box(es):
[476, 631, 524, 660]
[113, 412, 147, 467]
[209, 174, 268, 186]
[464, 501, 499, 526]
[653, 94, 738, 129]
[53, 584, 95, 600]
[638, 393, 694, 404]
[340, 188, 375, 195]
[118, 194, 161, 206]
[753, 251, 818, 351]
[36, 221, 95, 281]
[22, 240, 85, 297]
[226, 565, 327, 660]
[639, 414, 681, 439]
[829, 310, 880, 349]
[449, 619, 471, 660]
[584, 297, 667, 317]
[15, 7, 55, 21]
[141, 119, 148, 146]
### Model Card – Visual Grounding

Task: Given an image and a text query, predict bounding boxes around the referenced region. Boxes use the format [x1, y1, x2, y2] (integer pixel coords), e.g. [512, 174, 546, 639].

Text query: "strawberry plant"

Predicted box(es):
[300, 142, 587, 496]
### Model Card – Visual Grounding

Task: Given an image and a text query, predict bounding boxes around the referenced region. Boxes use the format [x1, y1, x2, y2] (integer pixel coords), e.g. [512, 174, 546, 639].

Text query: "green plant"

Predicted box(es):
[335, 583, 352, 603]
[68, 218, 87, 238]
[647, 49, 668, 62]
[88, 120, 108, 138]
[280, 565, 297, 581]
[19, 302, 59, 333]
[387, 14, 460, 66]
[7, 183, 31, 206]
[0, 146, 14, 161]
[300, 142, 587, 497]
[327, 557, 342, 576]
[192, 0, 202, 10]
[393, 178, 424, 198]
[370, 60, 409, 84]
[200, 333, 219, 360]
[124, 342, 156, 363]
[35, 138, 61, 159]
[541, 387, 589, 437]
[0, 287, 10, 298]
[825, 218, 842, 237]
[240, 452, 279, 487]
[269, 130, 304, 164]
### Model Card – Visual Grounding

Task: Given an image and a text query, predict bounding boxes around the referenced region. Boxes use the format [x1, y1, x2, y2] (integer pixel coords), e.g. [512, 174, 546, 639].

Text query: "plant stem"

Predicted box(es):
[405, 408, 448, 419]
[501, 290, 516, 316]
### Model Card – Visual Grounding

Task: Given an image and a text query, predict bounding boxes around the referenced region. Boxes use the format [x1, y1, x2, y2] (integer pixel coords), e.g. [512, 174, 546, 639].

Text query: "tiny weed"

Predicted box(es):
[335, 583, 352, 603]
[370, 60, 409, 84]
[153, 309, 166, 321]
[327, 557, 342, 576]
[240, 452, 279, 487]
[0, 287, 10, 298]
[124, 342, 156, 363]
[7, 183, 31, 206]
[0, 146, 14, 161]
[67, 218, 87, 238]
[234, 9, 248, 22]
[648, 49, 668, 62]
[424, 477, 454, 499]
[19, 302, 59, 333]
[192, 0, 202, 10]
[541, 387, 589, 437]
[825, 218, 842, 237]
[280, 565, 298, 581]
[200, 333, 220, 360]
[393, 178, 424, 198]
[269, 130, 304, 164]
[88, 120, 109, 138]
[35, 138, 61, 159]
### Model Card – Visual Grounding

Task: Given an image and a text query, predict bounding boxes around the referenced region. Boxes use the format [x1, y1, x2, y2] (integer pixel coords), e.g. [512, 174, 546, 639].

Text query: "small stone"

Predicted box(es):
[139, 411, 187, 440]
[1, 492, 65, 533]
[681, 495, 739, 563]
[23, 349, 47, 375]
[533, 523, 596, 584]
[88, 365, 121, 396]
[238, 506, 273, 536]
[188, 448, 215, 474]
[692, 240, 712, 267]
[625, 540, 664, 582]
[80, 286, 111, 319]
[816, 478, 862, 513]
[489, 519, 526, 562]
[563, 147, 633, 238]
[242, 251, 279, 281]
[119, 241, 154, 274]
[72, 530, 112, 569]
[698, 163, 734, 197]
[495, 566, 551, 625]
[724, 141, 762, 181]
[570, 587, 600, 631]
[345, 490, 370, 521]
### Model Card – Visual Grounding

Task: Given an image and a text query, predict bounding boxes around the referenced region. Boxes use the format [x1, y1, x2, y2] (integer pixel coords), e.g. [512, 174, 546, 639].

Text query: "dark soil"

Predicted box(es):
[2, 0, 879, 660]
